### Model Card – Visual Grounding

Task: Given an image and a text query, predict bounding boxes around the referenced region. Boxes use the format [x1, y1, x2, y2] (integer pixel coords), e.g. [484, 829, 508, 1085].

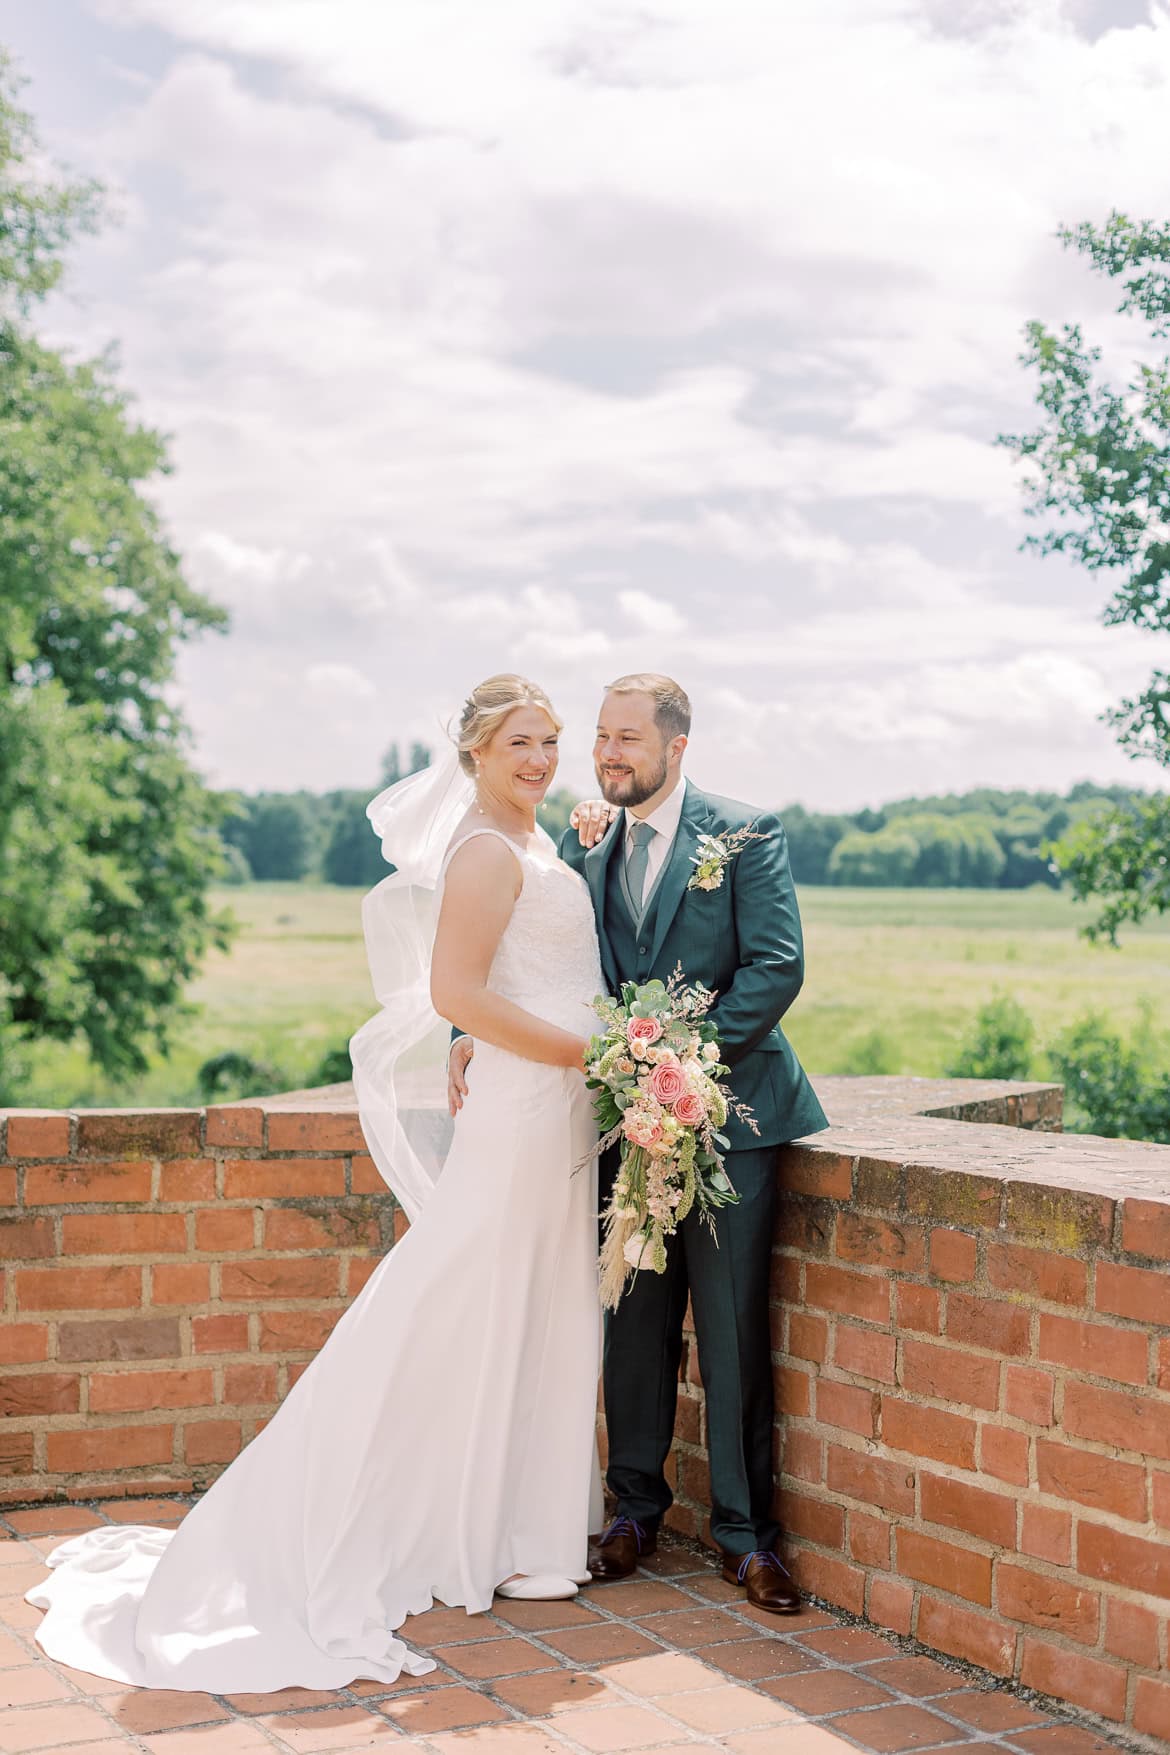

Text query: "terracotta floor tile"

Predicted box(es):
[763, 1670, 897, 1716]
[863, 1658, 961, 1698]
[349, 1668, 450, 1696]
[0, 1628, 34, 1668]
[685, 1573, 743, 1604]
[433, 1638, 558, 1681]
[724, 1728, 860, 1755]
[636, 1547, 706, 1578]
[427, 1726, 566, 1753]
[30, 1743, 138, 1755]
[45, 1663, 127, 1699]
[933, 1693, 1052, 1735]
[550, 1701, 681, 1750]
[0, 1542, 41, 1569]
[693, 1637, 824, 1681]
[636, 1606, 757, 1649]
[3, 1509, 105, 1537]
[257, 1703, 402, 1750]
[598, 1651, 721, 1696]
[579, 1579, 692, 1617]
[541, 1624, 662, 1664]
[1, 1598, 45, 1631]
[401, 1606, 498, 1646]
[141, 1727, 277, 1755]
[797, 1627, 902, 1664]
[751, 1604, 839, 1632]
[832, 1703, 971, 1751]
[106, 1690, 230, 1734]
[0, 1699, 118, 1752]
[101, 1500, 188, 1525]
[0, 1562, 58, 1596]
[1008, 1731, 1121, 1755]
[224, 1689, 341, 1715]
[664, 1681, 796, 1734]
[914, 1746, 1014, 1755]
[378, 1683, 510, 1733]
[0, 1663, 73, 1706]
[490, 1598, 602, 1633]
[490, 1669, 612, 1716]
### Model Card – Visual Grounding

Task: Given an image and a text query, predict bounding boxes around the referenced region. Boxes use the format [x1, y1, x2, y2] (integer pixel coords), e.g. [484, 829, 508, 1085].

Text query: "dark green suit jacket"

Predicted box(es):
[559, 782, 828, 1150]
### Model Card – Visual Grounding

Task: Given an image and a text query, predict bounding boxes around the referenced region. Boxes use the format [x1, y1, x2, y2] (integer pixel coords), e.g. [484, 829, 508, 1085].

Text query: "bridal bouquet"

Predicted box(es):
[585, 970, 755, 1309]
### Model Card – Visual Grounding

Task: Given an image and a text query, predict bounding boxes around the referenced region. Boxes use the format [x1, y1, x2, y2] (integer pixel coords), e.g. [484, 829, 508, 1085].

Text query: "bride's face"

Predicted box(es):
[475, 706, 560, 808]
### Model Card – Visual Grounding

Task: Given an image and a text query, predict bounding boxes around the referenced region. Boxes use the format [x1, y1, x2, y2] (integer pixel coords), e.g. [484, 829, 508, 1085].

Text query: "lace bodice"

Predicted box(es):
[442, 828, 605, 1033]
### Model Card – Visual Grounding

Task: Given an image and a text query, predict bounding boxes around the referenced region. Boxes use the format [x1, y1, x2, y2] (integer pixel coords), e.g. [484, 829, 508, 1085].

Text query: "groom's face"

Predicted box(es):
[594, 690, 671, 809]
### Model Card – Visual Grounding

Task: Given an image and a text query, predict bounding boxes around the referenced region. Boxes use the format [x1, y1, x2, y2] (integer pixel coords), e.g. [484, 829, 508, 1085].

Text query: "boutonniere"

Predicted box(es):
[687, 824, 767, 892]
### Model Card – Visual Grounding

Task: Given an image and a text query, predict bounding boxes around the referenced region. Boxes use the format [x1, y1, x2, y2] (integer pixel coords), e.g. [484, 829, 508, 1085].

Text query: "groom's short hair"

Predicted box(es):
[606, 673, 691, 741]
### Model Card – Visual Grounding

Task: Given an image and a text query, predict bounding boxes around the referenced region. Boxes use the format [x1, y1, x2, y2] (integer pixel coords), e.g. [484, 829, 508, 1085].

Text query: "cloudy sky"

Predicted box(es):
[8, 0, 1170, 807]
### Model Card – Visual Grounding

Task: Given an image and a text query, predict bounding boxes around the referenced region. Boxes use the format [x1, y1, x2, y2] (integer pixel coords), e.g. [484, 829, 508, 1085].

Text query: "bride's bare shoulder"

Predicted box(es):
[441, 817, 524, 888]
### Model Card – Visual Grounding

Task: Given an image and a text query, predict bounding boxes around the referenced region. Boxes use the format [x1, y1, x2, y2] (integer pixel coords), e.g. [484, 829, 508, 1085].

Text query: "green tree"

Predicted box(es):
[224, 794, 313, 881]
[1001, 212, 1170, 940]
[323, 745, 433, 886]
[0, 55, 230, 1088]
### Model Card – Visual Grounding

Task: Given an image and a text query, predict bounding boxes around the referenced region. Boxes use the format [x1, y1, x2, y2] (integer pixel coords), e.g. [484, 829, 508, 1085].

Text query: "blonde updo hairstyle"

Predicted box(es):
[455, 674, 563, 779]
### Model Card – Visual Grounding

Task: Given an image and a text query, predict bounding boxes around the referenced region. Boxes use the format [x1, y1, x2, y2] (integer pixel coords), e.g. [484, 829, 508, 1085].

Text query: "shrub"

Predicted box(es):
[311, 1043, 353, 1086]
[196, 1050, 285, 1103]
[1047, 1013, 1170, 1143]
[946, 994, 1036, 1081]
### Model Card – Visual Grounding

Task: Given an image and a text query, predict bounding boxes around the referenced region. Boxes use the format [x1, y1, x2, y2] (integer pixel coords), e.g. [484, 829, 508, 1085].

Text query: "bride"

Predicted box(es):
[26, 673, 606, 1692]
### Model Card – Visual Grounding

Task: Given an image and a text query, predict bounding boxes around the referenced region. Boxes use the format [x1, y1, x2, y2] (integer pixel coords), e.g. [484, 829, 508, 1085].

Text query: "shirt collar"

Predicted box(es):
[627, 775, 687, 844]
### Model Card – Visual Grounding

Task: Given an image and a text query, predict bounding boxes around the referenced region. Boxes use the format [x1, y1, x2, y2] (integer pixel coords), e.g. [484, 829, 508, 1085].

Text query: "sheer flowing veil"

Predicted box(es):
[348, 748, 474, 1219]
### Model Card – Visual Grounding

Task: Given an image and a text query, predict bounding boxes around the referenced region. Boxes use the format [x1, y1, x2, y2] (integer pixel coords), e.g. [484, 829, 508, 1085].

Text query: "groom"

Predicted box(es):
[451, 673, 827, 1611]
[569, 674, 826, 1611]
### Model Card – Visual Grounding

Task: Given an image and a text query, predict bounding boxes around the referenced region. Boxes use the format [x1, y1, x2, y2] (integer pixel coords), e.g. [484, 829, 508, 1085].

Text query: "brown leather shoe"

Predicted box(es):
[721, 1548, 801, 1614]
[588, 1516, 658, 1582]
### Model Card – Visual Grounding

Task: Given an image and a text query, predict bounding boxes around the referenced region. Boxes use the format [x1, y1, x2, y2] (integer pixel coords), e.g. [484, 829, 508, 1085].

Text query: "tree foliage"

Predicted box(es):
[0, 56, 230, 1089]
[1000, 212, 1170, 939]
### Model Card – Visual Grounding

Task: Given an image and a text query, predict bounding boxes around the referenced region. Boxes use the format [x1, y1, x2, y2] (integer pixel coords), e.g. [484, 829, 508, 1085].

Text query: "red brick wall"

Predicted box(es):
[0, 1103, 402, 1498]
[666, 1116, 1170, 1745]
[2, 1080, 1169, 1742]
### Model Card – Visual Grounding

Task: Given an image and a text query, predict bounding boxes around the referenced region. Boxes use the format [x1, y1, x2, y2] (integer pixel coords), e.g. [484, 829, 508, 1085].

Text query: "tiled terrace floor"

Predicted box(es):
[0, 1500, 1132, 1755]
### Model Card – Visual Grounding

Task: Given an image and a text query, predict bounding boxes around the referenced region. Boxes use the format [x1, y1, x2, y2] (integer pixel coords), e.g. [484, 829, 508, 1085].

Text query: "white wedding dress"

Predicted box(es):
[27, 816, 605, 1692]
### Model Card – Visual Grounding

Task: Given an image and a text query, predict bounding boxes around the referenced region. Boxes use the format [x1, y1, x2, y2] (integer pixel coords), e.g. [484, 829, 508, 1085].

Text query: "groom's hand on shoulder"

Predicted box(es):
[569, 798, 618, 848]
[447, 1037, 474, 1116]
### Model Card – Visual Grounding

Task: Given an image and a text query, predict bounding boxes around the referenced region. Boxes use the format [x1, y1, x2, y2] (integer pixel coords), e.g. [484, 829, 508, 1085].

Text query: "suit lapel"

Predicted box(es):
[585, 810, 624, 991]
[647, 784, 711, 970]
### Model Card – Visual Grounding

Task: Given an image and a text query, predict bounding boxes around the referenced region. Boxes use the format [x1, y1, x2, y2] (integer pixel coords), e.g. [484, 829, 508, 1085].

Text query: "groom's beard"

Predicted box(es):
[596, 751, 669, 810]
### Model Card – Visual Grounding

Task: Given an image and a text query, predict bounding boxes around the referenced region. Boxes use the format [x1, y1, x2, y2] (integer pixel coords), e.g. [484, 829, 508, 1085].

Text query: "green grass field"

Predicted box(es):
[15, 883, 1170, 1110]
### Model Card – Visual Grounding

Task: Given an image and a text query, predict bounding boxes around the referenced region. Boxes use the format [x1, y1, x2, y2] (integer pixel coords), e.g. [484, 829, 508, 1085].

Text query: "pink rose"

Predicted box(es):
[627, 1016, 663, 1048]
[623, 1112, 662, 1148]
[673, 1091, 706, 1127]
[649, 1061, 686, 1105]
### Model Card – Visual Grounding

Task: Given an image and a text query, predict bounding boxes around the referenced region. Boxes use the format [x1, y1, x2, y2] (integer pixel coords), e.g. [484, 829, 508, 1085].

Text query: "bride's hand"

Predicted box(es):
[570, 798, 618, 848]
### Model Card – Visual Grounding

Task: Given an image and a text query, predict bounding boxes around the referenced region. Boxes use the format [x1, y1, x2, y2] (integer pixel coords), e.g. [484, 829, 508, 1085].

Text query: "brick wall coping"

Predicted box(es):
[6, 1073, 1168, 1208]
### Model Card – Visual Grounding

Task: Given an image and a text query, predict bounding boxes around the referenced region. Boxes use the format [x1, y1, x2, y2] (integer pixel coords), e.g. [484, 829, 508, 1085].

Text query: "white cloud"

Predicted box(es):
[617, 590, 686, 634]
[306, 662, 377, 700]
[12, 0, 1166, 806]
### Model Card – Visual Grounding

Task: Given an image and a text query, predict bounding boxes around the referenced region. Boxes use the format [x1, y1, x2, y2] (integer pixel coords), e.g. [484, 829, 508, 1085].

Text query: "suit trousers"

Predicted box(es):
[601, 1142, 780, 1555]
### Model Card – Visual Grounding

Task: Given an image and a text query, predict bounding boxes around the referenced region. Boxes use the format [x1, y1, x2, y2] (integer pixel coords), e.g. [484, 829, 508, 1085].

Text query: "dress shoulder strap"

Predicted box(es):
[439, 827, 527, 883]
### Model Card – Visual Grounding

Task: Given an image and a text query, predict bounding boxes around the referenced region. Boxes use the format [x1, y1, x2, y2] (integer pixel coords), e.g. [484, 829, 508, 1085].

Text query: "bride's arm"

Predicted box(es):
[430, 838, 588, 1071]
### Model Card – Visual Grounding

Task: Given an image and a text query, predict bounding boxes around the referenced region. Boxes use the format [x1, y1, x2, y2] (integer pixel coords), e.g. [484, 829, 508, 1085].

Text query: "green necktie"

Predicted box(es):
[626, 820, 656, 916]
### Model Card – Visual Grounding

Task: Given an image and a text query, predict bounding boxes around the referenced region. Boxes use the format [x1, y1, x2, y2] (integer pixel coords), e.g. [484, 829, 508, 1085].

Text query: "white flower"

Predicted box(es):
[702, 1041, 719, 1062]
[623, 1231, 653, 1268]
[697, 872, 722, 891]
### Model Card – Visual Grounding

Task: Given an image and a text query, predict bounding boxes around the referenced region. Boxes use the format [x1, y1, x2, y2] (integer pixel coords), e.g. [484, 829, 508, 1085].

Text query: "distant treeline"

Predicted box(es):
[217, 765, 1154, 891]
[782, 783, 1151, 889]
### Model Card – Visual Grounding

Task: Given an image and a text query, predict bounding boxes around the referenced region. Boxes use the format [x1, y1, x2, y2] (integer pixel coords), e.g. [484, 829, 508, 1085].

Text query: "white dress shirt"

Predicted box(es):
[625, 775, 687, 896]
